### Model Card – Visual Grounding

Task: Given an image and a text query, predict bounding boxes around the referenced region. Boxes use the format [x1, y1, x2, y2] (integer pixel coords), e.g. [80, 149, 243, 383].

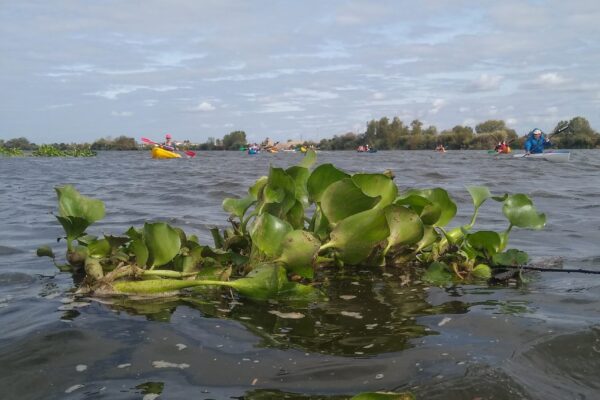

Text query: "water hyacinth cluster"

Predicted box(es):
[32, 144, 97, 157]
[0, 146, 24, 156]
[39, 150, 545, 301]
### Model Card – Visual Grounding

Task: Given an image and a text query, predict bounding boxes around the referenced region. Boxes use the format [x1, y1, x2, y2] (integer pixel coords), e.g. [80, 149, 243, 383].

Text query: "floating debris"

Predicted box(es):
[65, 384, 84, 393]
[268, 310, 305, 319]
[438, 317, 452, 326]
[341, 311, 363, 319]
[117, 363, 131, 369]
[152, 361, 190, 369]
[175, 343, 187, 351]
[75, 364, 87, 372]
[339, 295, 356, 300]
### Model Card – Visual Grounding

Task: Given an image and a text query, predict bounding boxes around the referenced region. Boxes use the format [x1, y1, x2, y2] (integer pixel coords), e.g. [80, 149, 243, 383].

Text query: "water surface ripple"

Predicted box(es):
[1, 150, 599, 399]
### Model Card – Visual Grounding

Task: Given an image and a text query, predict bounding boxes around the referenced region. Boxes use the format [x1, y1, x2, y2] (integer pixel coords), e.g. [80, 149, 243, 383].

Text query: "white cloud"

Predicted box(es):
[191, 101, 216, 112]
[535, 72, 567, 86]
[372, 92, 385, 100]
[44, 103, 73, 110]
[430, 98, 446, 114]
[468, 73, 503, 91]
[87, 85, 186, 100]
[286, 88, 339, 100]
[258, 102, 304, 113]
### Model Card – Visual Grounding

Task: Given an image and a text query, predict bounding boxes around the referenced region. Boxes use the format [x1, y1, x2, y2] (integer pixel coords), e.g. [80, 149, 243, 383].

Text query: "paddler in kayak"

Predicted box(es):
[524, 128, 551, 155]
[162, 133, 177, 151]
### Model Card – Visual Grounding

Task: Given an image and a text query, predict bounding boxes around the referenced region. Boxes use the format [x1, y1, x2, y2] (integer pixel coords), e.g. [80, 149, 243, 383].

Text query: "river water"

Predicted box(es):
[1, 150, 599, 400]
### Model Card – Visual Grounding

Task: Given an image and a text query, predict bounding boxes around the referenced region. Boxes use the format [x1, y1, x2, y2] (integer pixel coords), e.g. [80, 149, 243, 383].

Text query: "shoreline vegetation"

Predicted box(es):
[2, 116, 599, 155]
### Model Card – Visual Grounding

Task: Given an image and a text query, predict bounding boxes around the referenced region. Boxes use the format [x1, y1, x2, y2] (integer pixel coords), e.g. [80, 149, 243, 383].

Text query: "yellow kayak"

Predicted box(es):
[151, 146, 181, 159]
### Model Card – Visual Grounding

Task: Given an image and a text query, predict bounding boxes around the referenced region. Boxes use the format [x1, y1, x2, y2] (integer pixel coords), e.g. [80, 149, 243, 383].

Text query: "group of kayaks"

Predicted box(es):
[149, 143, 570, 162]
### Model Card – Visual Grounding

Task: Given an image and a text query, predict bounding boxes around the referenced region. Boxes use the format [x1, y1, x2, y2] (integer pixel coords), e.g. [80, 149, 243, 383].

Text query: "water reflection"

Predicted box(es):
[81, 267, 472, 357]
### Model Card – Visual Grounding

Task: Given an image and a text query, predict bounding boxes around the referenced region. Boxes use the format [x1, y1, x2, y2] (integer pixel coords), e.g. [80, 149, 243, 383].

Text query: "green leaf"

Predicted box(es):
[298, 148, 317, 169]
[276, 230, 320, 278]
[55, 216, 91, 246]
[248, 176, 268, 199]
[143, 222, 181, 267]
[285, 166, 311, 207]
[324, 208, 390, 264]
[492, 249, 529, 266]
[403, 188, 457, 227]
[87, 238, 111, 258]
[307, 163, 349, 203]
[423, 261, 453, 285]
[472, 264, 492, 279]
[36, 245, 55, 259]
[249, 213, 293, 257]
[55, 185, 105, 223]
[223, 195, 256, 219]
[320, 178, 380, 224]
[130, 238, 149, 267]
[502, 194, 546, 229]
[466, 231, 502, 257]
[352, 173, 398, 209]
[384, 205, 424, 253]
[467, 186, 492, 209]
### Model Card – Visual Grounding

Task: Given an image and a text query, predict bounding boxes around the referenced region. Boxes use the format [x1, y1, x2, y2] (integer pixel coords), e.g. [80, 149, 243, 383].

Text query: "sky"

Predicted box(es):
[1, 0, 599, 144]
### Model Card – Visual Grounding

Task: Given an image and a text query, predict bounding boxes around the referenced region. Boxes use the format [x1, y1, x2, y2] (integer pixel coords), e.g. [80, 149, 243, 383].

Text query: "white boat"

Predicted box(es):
[512, 150, 570, 162]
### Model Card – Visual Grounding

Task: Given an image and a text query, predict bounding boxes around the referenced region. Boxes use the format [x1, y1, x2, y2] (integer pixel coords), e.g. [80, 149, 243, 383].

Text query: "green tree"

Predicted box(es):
[222, 131, 247, 150]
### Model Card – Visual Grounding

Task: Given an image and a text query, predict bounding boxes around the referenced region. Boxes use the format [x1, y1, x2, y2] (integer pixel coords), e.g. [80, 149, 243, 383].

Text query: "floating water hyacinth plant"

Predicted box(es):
[38, 149, 546, 301]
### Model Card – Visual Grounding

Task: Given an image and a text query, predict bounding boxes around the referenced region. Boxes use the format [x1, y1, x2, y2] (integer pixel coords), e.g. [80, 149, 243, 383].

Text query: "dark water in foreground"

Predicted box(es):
[1, 150, 599, 400]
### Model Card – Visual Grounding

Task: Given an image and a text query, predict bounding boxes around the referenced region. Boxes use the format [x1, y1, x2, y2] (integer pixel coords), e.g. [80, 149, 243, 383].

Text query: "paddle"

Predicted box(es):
[141, 137, 196, 158]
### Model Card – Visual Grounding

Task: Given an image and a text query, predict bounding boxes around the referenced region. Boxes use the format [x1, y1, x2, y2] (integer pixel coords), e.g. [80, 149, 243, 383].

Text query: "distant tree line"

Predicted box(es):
[317, 116, 600, 150]
[2, 116, 599, 152]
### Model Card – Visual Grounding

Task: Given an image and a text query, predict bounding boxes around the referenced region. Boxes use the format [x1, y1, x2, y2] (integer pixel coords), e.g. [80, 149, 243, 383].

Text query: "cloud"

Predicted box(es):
[87, 85, 186, 100]
[285, 88, 339, 100]
[429, 98, 446, 114]
[44, 103, 73, 110]
[467, 73, 503, 91]
[147, 51, 206, 68]
[534, 72, 568, 86]
[190, 101, 216, 112]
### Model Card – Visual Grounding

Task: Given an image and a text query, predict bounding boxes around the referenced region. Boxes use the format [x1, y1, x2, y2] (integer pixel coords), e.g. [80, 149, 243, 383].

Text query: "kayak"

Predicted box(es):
[512, 150, 570, 162]
[151, 147, 181, 159]
[248, 148, 259, 155]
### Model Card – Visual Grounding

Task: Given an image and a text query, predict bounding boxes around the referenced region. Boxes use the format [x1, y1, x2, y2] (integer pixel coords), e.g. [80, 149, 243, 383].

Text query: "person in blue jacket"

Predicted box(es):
[524, 128, 551, 155]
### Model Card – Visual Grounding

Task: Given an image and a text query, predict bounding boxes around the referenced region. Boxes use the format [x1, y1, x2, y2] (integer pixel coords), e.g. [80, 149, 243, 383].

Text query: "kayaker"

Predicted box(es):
[162, 133, 177, 151]
[524, 128, 551, 155]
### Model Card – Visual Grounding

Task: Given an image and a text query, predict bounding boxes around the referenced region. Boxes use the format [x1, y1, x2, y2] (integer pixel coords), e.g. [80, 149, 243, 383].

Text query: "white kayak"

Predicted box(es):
[513, 150, 570, 162]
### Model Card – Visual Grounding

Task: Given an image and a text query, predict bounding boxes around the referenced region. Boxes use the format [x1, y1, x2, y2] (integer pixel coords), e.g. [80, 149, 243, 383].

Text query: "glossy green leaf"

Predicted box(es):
[249, 213, 293, 257]
[87, 238, 111, 258]
[467, 186, 492, 209]
[248, 176, 268, 199]
[143, 222, 181, 267]
[466, 231, 502, 257]
[307, 163, 349, 203]
[384, 205, 424, 253]
[298, 148, 317, 169]
[55, 185, 105, 223]
[223, 194, 256, 219]
[285, 166, 310, 207]
[320, 178, 380, 224]
[502, 194, 546, 229]
[130, 238, 149, 267]
[55, 216, 90, 246]
[285, 200, 305, 229]
[126, 226, 143, 241]
[323, 208, 390, 264]
[403, 188, 457, 227]
[276, 230, 320, 278]
[492, 249, 529, 266]
[352, 173, 398, 209]
[415, 226, 439, 252]
[472, 264, 492, 279]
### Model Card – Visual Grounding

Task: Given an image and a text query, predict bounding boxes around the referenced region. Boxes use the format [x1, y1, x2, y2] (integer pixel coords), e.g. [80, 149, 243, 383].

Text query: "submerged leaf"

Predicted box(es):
[492, 249, 529, 266]
[422, 261, 453, 285]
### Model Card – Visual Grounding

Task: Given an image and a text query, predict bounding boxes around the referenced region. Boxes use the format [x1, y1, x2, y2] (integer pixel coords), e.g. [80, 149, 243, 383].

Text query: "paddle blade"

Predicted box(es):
[141, 137, 156, 145]
[185, 150, 196, 158]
